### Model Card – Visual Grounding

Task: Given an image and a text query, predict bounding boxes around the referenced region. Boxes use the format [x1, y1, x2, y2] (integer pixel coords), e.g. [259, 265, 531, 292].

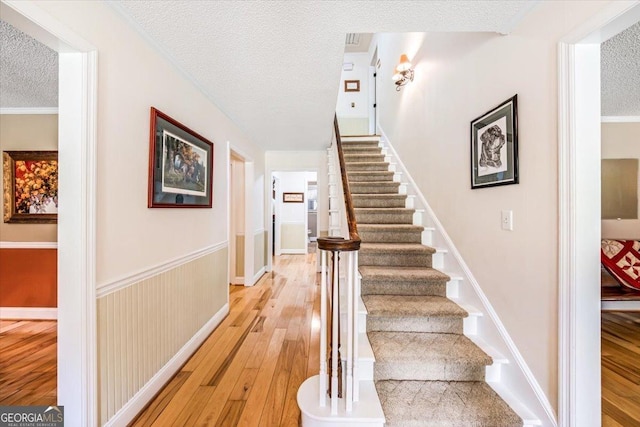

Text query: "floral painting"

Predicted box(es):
[3, 151, 58, 223]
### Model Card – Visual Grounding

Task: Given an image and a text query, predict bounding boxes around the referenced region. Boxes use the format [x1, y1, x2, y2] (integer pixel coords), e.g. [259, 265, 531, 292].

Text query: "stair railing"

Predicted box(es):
[318, 115, 361, 414]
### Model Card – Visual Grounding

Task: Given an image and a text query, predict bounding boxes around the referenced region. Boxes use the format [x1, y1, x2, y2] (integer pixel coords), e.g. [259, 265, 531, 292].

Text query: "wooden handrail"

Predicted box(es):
[317, 116, 361, 252]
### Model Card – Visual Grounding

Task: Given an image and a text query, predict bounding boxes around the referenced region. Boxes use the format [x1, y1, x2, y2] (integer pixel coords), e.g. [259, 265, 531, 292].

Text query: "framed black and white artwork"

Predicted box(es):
[470, 95, 518, 189]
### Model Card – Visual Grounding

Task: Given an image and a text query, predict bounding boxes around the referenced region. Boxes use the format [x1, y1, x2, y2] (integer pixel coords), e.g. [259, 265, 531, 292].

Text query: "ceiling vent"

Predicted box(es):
[345, 33, 360, 46]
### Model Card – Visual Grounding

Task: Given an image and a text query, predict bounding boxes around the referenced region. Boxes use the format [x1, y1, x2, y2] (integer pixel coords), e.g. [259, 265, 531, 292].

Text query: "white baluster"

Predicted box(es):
[319, 249, 327, 407]
[352, 250, 360, 402]
[331, 251, 340, 415]
[345, 251, 354, 411]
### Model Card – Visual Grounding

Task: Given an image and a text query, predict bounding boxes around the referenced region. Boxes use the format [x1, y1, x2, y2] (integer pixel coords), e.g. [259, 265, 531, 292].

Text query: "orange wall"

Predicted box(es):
[0, 249, 57, 307]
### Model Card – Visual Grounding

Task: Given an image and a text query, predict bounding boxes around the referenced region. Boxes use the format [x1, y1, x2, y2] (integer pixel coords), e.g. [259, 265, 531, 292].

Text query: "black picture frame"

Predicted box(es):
[148, 107, 214, 208]
[470, 95, 518, 189]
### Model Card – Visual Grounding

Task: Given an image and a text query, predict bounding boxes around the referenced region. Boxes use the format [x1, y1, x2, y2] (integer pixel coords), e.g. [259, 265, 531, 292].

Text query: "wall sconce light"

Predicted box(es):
[392, 54, 414, 91]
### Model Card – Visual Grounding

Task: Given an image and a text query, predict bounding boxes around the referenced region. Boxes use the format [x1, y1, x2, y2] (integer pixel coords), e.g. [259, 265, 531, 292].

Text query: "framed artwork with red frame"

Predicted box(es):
[148, 107, 214, 208]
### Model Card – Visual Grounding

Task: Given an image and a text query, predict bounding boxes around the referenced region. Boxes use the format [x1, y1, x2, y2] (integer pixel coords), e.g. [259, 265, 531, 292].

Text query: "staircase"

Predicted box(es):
[343, 135, 522, 427]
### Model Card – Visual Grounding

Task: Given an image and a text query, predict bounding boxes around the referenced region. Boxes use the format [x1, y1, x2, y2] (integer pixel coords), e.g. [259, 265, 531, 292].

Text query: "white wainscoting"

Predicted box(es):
[97, 246, 229, 426]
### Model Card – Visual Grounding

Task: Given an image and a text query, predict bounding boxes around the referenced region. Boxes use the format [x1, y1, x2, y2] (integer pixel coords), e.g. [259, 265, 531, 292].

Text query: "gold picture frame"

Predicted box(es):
[3, 150, 58, 223]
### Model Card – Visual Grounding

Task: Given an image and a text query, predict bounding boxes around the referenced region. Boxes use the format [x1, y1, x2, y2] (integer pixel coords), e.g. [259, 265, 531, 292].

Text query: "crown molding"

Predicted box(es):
[0, 107, 58, 115]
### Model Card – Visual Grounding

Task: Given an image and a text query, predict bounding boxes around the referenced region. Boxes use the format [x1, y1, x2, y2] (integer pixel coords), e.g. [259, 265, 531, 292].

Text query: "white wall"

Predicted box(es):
[32, 0, 265, 286]
[337, 53, 370, 135]
[372, 0, 615, 412]
[26, 2, 266, 423]
[601, 122, 640, 239]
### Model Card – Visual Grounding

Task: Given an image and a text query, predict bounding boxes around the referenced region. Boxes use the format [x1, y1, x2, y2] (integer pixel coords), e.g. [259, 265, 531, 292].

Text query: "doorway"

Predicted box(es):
[558, 3, 640, 425]
[0, 2, 98, 425]
[229, 151, 246, 285]
[369, 46, 378, 135]
[271, 171, 317, 256]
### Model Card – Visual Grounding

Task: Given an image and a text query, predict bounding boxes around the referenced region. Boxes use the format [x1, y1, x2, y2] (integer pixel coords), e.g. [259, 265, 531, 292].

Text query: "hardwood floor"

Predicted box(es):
[130, 253, 320, 426]
[4, 258, 636, 426]
[602, 311, 640, 427]
[0, 319, 57, 405]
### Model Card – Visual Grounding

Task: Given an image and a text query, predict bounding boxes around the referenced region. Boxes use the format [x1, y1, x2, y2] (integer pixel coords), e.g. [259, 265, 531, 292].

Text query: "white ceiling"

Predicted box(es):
[1, 3, 637, 150]
[108, 0, 536, 150]
[601, 21, 640, 117]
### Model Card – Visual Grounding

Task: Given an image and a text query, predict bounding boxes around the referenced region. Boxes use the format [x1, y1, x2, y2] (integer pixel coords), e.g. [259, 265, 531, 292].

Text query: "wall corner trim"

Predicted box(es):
[0, 241, 58, 249]
[97, 241, 227, 298]
[0, 307, 57, 319]
[102, 303, 229, 427]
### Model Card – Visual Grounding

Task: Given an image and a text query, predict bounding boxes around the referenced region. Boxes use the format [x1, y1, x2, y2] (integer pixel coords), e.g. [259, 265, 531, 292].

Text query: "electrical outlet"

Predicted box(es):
[501, 210, 513, 231]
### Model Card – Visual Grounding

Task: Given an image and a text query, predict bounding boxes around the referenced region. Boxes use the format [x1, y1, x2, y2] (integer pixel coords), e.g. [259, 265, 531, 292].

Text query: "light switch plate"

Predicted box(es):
[501, 210, 513, 231]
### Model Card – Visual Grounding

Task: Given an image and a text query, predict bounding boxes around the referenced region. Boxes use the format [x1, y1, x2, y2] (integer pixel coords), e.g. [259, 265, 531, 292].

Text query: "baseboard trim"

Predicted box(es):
[103, 303, 229, 427]
[251, 267, 266, 286]
[280, 249, 307, 254]
[231, 276, 245, 285]
[97, 241, 227, 298]
[601, 300, 640, 310]
[0, 307, 57, 319]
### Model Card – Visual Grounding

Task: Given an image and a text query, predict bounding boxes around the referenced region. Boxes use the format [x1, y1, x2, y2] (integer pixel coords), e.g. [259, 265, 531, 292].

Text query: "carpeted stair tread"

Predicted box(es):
[345, 162, 390, 171]
[360, 266, 449, 296]
[342, 140, 380, 147]
[355, 207, 415, 224]
[351, 182, 400, 194]
[363, 295, 467, 318]
[344, 154, 385, 163]
[352, 194, 407, 208]
[369, 331, 492, 381]
[347, 171, 395, 182]
[342, 147, 383, 155]
[360, 265, 450, 282]
[364, 295, 467, 333]
[376, 380, 523, 427]
[359, 224, 423, 243]
[360, 243, 434, 267]
[360, 242, 435, 254]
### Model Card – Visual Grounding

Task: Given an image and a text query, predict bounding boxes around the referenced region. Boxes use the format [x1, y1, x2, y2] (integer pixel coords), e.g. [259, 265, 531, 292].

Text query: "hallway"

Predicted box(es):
[130, 253, 319, 426]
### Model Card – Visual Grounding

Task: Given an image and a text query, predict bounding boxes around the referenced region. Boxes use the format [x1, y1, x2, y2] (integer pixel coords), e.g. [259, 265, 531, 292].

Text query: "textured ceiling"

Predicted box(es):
[601, 21, 640, 117]
[0, 20, 58, 108]
[109, 0, 536, 150]
[2, 3, 637, 148]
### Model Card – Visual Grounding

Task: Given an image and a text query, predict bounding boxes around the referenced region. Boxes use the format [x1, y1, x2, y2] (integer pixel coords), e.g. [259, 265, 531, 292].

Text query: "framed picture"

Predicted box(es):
[283, 192, 304, 203]
[3, 150, 58, 223]
[470, 95, 518, 189]
[148, 107, 214, 208]
[344, 80, 360, 92]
